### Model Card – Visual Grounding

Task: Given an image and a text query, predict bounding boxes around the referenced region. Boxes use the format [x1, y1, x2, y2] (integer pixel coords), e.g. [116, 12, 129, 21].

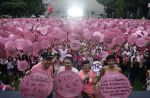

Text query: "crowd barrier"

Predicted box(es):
[0, 91, 150, 98]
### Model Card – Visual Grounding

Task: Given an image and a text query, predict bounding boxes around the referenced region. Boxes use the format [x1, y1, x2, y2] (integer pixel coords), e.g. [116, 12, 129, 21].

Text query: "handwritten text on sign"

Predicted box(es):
[97, 72, 132, 98]
[19, 71, 53, 98]
[55, 71, 83, 98]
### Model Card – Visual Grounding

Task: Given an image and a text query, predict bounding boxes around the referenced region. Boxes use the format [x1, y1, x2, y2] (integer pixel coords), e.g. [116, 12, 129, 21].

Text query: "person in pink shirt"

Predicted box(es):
[26, 51, 57, 98]
[30, 52, 57, 77]
[79, 60, 97, 98]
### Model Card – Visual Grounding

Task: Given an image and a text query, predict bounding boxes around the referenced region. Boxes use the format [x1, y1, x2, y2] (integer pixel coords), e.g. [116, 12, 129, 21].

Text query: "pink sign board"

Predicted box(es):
[54, 71, 83, 98]
[97, 72, 132, 98]
[19, 71, 53, 98]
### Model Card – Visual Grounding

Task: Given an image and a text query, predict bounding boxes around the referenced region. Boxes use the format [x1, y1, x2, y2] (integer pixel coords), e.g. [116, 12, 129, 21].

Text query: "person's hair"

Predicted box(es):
[63, 57, 74, 64]
[41, 52, 54, 61]
[106, 54, 116, 61]
[22, 54, 29, 61]
[7, 56, 13, 61]
[82, 60, 90, 66]
[55, 52, 61, 60]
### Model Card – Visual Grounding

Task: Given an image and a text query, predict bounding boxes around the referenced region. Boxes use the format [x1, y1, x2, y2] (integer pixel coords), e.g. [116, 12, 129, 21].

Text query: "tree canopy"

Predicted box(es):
[97, 0, 150, 19]
[0, 0, 45, 17]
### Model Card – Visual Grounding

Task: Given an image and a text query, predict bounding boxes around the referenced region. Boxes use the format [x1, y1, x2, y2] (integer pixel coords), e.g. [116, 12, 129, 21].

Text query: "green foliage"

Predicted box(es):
[115, 0, 125, 18]
[97, 0, 150, 19]
[0, 0, 45, 17]
[23, 0, 45, 17]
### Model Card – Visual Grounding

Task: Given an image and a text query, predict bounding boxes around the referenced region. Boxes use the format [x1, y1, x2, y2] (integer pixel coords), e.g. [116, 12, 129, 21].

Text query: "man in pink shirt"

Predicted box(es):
[79, 60, 97, 98]
[26, 51, 57, 98]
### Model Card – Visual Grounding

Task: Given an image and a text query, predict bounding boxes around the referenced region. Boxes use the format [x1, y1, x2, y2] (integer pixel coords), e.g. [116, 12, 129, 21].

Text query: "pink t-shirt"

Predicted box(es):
[31, 62, 53, 77]
[79, 70, 96, 95]
[55, 93, 78, 98]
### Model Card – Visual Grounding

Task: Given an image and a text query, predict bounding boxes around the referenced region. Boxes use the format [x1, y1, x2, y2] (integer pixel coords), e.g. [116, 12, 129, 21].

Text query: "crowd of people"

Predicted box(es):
[0, 41, 150, 97]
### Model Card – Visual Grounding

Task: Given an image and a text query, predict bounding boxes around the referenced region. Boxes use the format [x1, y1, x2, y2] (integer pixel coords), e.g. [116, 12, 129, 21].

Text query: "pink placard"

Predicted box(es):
[97, 72, 132, 98]
[54, 71, 83, 98]
[19, 71, 53, 98]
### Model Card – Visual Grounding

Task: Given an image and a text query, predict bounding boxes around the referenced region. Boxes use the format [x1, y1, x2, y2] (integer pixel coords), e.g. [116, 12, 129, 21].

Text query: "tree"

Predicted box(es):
[0, 0, 45, 17]
[114, 0, 125, 18]
[23, 0, 45, 17]
[97, 0, 150, 19]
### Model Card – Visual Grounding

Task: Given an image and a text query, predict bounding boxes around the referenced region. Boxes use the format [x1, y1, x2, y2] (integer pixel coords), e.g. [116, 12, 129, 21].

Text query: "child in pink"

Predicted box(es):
[79, 60, 97, 98]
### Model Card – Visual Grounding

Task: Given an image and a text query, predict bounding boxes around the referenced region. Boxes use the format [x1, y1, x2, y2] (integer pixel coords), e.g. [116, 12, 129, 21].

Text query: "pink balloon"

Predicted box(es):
[111, 36, 125, 46]
[93, 32, 104, 43]
[103, 35, 113, 44]
[93, 31, 102, 37]
[69, 33, 81, 41]
[17, 60, 29, 71]
[12, 29, 24, 37]
[5, 41, 16, 49]
[83, 30, 92, 40]
[70, 40, 81, 50]
[0, 42, 5, 49]
[136, 38, 147, 47]
[9, 34, 17, 40]
[40, 27, 48, 35]
[32, 42, 41, 52]
[0, 30, 9, 38]
[21, 30, 35, 42]
[15, 39, 26, 50]
[19, 71, 53, 98]
[23, 39, 33, 54]
[127, 34, 138, 44]
[97, 72, 132, 98]
[54, 71, 83, 98]
[51, 27, 66, 40]
[40, 40, 50, 49]
[6, 48, 17, 57]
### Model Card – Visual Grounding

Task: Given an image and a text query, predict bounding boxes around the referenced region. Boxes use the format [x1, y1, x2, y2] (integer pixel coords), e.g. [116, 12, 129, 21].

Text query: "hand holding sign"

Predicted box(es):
[97, 72, 132, 98]
[54, 71, 83, 98]
[19, 71, 53, 98]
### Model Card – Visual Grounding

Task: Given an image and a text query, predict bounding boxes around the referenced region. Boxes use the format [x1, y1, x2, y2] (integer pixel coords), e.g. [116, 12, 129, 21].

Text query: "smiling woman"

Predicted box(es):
[57, 57, 79, 74]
